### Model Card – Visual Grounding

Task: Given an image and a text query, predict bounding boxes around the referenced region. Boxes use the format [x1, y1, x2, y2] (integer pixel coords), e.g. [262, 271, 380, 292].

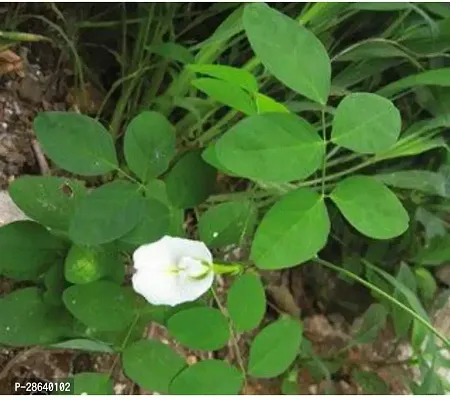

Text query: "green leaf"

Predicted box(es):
[330, 175, 409, 239]
[351, 303, 388, 345]
[122, 339, 186, 393]
[120, 197, 170, 245]
[192, 78, 256, 115]
[352, 370, 389, 394]
[148, 42, 194, 64]
[248, 316, 303, 378]
[333, 59, 401, 90]
[0, 287, 69, 345]
[251, 188, 330, 269]
[64, 244, 123, 285]
[415, 267, 437, 303]
[281, 370, 300, 395]
[9, 176, 86, 231]
[49, 338, 114, 353]
[198, 200, 257, 247]
[0, 221, 67, 280]
[188, 63, 258, 92]
[124, 111, 176, 181]
[331, 93, 401, 154]
[255, 93, 290, 113]
[63, 281, 135, 332]
[227, 273, 266, 332]
[352, 3, 410, 10]
[380, 136, 448, 160]
[415, 207, 446, 242]
[167, 306, 229, 351]
[33, 112, 118, 176]
[363, 261, 433, 349]
[43, 260, 67, 306]
[69, 180, 144, 246]
[377, 68, 450, 98]
[215, 113, 324, 183]
[144, 179, 185, 237]
[243, 3, 331, 104]
[73, 373, 113, 395]
[169, 360, 243, 395]
[202, 144, 239, 176]
[392, 264, 417, 338]
[165, 150, 216, 209]
[415, 365, 445, 395]
[336, 39, 409, 61]
[375, 170, 448, 197]
[414, 234, 450, 266]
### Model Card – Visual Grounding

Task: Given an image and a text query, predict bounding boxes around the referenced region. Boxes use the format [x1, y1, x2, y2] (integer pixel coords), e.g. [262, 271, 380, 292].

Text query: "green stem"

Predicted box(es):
[297, 158, 376, 188]
[210, 287, 247, 384]
[315, 258, 450, 348]
[108, 313, 140, 378]
[212, 263, 243, 275]
[321, 109, 327, 196]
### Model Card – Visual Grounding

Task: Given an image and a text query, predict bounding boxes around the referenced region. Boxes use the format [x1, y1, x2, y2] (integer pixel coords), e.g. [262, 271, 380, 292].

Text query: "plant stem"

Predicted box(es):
[297, 158, 376, 188]
[315, 258, 450, 347]
[210, 287, 247, 383]
[320, 109, 327, 196]
[107, 314, 140, 378]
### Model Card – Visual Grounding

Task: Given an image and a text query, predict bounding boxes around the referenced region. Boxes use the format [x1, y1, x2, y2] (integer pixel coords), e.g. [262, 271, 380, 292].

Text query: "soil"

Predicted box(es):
[0, 40, 449, 396]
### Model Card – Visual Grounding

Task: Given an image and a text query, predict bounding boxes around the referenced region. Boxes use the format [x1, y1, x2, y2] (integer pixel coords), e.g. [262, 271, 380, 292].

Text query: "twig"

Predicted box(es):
[0, 347, 67, 380]
[31, 139, 50, 175]
[0, 347, 40, 380]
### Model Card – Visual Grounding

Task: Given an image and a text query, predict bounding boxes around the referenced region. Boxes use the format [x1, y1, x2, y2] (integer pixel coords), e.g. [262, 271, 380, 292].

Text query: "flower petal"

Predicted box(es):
[132, 267, 214, 307]
[163, 236, 213, 264]
[133, 237, 175, 272]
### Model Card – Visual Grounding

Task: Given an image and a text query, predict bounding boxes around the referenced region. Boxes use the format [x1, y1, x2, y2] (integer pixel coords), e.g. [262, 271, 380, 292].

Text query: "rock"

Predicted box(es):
[0, 190, 27, 226]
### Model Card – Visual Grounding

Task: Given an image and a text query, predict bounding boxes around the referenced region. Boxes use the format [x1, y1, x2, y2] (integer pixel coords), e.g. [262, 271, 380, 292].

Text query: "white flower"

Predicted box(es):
[132, 236, 214, 307]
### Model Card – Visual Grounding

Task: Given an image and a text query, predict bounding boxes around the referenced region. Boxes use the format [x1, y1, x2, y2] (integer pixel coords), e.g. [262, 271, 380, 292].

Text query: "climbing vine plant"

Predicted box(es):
[1, 3, 449, 395]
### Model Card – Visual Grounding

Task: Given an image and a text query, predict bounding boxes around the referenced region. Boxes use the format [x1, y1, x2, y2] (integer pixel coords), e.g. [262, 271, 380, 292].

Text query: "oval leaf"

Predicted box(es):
[73, 373, 113, 395]
[33, 112, 118, 176]
[0, 287, 69, 345]
[198, 200, 257, 247]
[414, 234, 450, 266]
[215, 113, 324, 183]
[227, 273, 266, 332]
[248, 317, 303, 378]
[188, 63, 258, 92]
[331, 93, 401, 154]
[120, 197, 170, 245]
[251, 188, 330, 269]
[69, 180, 144, 246]
[167, 306, 229, 351]
[63, 281, 135, 332]
[9, 176, 86, 231]
[64, 244, 123, 285]
[122, 339, 186, 393]
[192, 78, 256, 115]
[243, 3, 331, 104]
[124, 111, 176, 181]
[330, 175, 409, 239]
[170, 360, 243, 395]
[0, 221, 67, 280]
[165, 150, 216, 209]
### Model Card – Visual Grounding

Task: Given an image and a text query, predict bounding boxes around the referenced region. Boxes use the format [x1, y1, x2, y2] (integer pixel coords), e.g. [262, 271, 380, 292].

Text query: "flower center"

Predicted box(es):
[165, 256, 211, 280]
